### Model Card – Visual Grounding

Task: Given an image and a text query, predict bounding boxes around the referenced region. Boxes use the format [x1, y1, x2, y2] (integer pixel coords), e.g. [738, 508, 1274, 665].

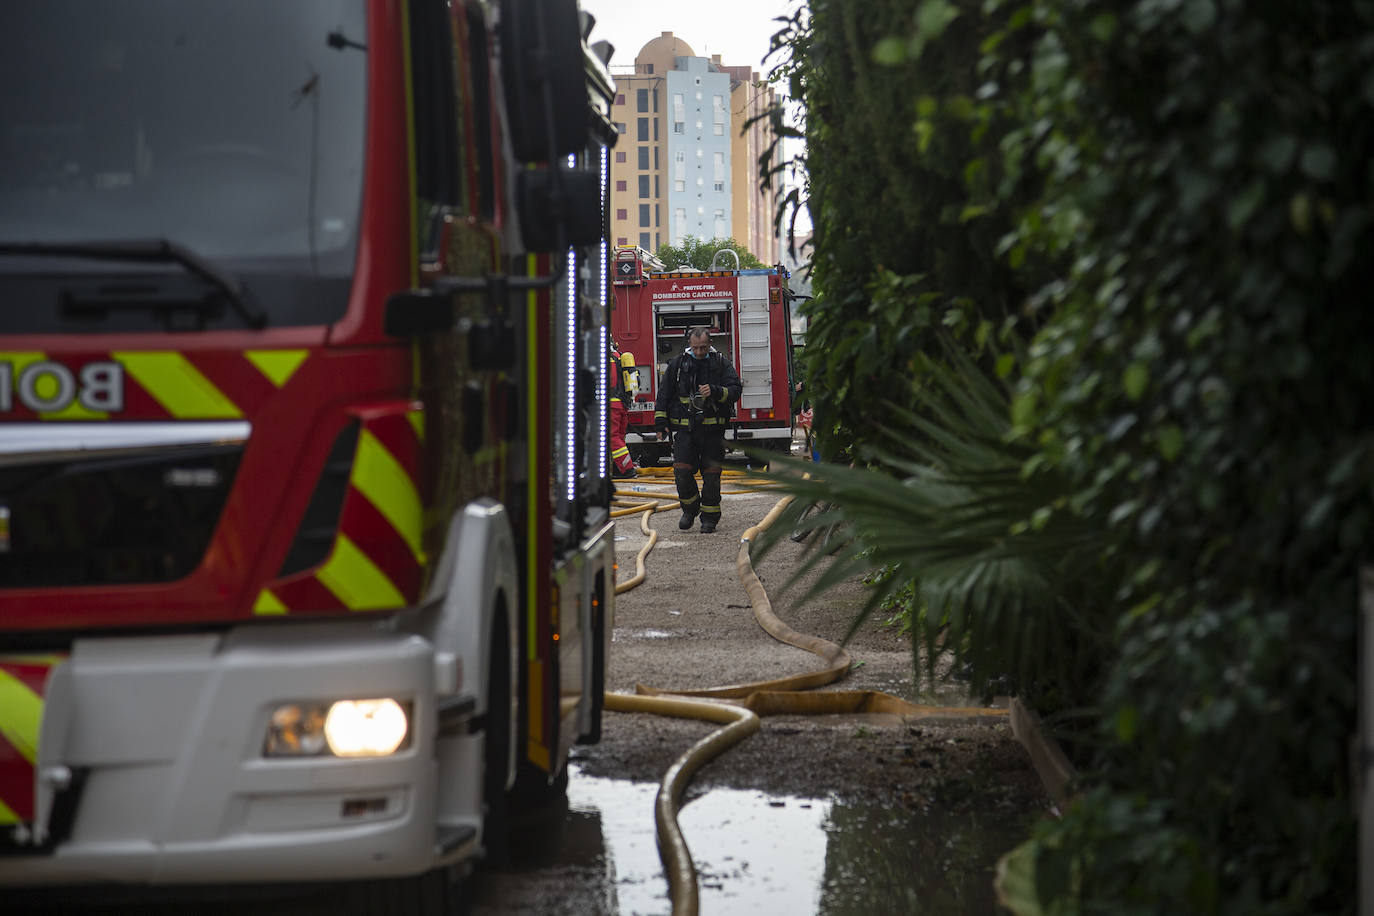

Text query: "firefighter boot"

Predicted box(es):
[675, 468, 700, 530]
[699, 468, 722, 533]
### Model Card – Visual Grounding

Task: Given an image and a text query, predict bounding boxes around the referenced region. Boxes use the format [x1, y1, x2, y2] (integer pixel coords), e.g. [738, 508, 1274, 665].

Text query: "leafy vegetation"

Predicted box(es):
[653, 235, 767, 271]
[762, 0, 1374, 911]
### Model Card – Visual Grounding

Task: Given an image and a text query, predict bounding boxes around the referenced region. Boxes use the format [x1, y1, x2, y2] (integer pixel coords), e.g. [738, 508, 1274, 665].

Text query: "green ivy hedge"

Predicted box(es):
[776, 0, 1373, 910]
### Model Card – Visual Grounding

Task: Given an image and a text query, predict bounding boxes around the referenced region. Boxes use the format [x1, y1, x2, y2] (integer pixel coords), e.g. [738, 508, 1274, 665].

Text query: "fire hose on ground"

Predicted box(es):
[603, 468, 1007, 916]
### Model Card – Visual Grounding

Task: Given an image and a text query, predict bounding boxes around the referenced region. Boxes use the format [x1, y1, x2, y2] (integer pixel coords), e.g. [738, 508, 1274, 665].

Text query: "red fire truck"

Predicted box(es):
[610, 245, 797, 465]
[0, 0, 615, 909]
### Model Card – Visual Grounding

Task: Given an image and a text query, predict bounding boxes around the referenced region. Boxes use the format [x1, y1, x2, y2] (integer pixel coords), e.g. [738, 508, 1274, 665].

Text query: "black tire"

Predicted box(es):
[628, 443, 664, 468]
[579, 574, 607, 744]
[482, 615, 512, 867]
[343, 868, 456, 916]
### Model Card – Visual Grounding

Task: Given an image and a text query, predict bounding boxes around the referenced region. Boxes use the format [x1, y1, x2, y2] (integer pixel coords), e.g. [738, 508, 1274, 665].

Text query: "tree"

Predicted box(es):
[763, 0, 1373, 912]
[654, 236, 766, 272]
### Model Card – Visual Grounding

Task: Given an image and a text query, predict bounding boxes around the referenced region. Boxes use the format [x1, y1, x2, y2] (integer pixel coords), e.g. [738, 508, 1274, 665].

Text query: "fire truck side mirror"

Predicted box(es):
[500, 0, 586, 163]
[384, 290, 454, 337]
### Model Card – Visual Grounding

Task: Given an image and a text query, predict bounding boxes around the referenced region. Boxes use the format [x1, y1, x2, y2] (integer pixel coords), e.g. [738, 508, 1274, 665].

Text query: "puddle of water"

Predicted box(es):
[565, 767, 1028, 915]
[613, 628, 676, 641]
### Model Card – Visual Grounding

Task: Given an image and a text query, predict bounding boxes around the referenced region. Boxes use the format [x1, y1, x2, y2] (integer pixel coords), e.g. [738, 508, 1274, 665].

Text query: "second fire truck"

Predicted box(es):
[610, 245, 798, 466]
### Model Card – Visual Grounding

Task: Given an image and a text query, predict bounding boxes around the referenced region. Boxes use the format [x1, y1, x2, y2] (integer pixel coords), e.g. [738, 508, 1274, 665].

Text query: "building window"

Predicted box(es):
[713, 182, 724, 192]
[640, 231, 651, 249]
[654, 147, 660, 168]
[616, 151, 626, 163]
[639, 204, 650, 226]
[713, 151, 725, 183]
[645, 64, 654, 74]
[617, 237, 628, 246]
[637, 118, 648, 141]
[638, 175, 650, 197]
[674, 208, 686, 240]
[615, 93, 625, 106]
[714, 123, 724, 136]
[637, 88, 649, 112]
[638, 147, 649, 170]
[675, 180, 685, 192]
[714, 209, 727, 239]
[673, 93, 685, 123]
[674, 123, 684, 134]
[655, 175, 660, 197]
[616, 209, 627, 220]
[616, 180, 627, 191]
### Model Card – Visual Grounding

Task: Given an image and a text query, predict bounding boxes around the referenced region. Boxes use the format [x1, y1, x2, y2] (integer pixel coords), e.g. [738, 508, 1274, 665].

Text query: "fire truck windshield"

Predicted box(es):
[0, 0, 367, 331]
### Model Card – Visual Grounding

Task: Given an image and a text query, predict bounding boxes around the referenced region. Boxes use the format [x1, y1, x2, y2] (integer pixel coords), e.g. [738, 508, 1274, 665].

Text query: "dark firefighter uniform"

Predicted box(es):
[608, 340, 636, 477]
[654, 341, 742, 532]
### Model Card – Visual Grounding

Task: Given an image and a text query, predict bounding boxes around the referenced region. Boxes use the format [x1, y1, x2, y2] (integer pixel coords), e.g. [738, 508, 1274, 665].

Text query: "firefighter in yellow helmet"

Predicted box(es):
[608, 337, 637, 479]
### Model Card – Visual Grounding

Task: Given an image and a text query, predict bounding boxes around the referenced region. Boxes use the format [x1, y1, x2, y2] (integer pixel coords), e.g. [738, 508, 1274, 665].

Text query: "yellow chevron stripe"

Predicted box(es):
[407, 408, 425, 443]
[0, 667, 43, 764]
[245, 350, 309, 388]
[317, 533, 405, 611]
[113, 351, 241, 419]
[253, 589, 288, 616]
[0, 352, 105, 420]
[351, 430, 424, 565]
[0, 796, 17, 826]
[0, 654, 64, 667]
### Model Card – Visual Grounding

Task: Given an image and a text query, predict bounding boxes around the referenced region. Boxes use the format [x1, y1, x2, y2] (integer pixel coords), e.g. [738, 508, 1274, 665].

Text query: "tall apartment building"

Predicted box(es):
[608, 32, 780, 264]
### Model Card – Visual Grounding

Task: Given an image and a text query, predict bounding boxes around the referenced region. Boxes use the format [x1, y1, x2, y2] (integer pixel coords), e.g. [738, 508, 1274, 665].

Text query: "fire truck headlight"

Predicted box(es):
[323, 698, 410, 757]
[264, 698, 410, 757]
[264, 702, 330, 757]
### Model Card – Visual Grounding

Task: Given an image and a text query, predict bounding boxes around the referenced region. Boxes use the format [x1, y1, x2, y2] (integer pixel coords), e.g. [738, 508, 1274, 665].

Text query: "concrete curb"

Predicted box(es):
[1009, 697, 1077, 811]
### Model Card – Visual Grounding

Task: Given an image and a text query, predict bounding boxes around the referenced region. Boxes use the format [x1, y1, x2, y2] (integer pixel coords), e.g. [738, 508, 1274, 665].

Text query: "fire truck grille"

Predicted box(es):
[0, 445, 242, 588]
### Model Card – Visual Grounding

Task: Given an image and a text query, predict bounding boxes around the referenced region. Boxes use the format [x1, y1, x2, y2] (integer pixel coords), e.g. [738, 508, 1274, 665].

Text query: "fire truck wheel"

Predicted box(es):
[345, 866, 458, 916]
[482, 616, 513, 866]
[629, 444, 668, 468]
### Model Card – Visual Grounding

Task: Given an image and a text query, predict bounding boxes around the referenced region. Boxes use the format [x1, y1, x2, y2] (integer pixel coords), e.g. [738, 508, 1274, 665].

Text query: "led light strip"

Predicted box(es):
[598, 146, 609, 481]
[566, 157, 578, 506]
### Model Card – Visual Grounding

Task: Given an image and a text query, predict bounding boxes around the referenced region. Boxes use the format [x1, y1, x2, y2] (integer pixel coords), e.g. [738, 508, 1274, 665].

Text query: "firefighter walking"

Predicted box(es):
[655, 327, 742, 533]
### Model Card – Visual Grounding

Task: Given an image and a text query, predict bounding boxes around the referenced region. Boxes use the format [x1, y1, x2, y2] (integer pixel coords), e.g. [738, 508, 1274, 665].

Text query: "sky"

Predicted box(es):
[579, 0, 813, 237]
[579, 0, 801, 80]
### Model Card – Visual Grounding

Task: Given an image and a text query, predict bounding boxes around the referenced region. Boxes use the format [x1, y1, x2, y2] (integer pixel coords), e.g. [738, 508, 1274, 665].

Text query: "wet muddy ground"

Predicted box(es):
[469, 462, 1054, 914]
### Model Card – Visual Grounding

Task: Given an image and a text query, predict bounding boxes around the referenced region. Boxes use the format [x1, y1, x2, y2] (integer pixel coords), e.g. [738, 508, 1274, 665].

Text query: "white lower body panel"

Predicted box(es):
[0, 622, 447, 887]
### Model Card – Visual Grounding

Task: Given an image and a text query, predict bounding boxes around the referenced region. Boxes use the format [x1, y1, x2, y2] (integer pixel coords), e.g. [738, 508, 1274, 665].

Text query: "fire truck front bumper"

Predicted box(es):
[0, 622, 444, 887]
